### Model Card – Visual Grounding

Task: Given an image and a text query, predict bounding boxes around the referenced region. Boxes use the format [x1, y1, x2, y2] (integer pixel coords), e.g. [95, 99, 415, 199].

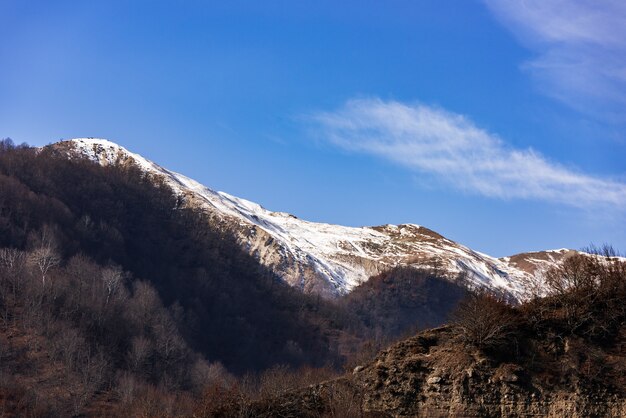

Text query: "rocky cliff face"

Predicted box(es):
[248, 324, 626, 417]
[349, 327, 626, 417]
[49, 138, 579, 299]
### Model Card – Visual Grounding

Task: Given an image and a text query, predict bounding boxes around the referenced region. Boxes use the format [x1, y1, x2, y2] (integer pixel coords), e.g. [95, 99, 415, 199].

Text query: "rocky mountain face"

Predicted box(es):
[251, 326, 626, 418]
[349, 327, 626, 417]
[50, 138, 578, 300]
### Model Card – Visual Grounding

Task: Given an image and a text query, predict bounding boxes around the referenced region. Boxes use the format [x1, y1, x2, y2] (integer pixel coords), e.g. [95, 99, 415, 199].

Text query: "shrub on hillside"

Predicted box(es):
[453, 291, 520, 351]
[527, 245, 626, 341]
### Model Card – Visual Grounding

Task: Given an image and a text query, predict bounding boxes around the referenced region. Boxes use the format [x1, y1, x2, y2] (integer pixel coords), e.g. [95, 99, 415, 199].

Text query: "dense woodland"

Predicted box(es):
[0, 140, 462, 416]
[0, 139, 350, 369]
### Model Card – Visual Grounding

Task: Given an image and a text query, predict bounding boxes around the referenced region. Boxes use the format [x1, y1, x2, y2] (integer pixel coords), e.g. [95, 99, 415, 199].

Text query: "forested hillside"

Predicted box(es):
[0, 140, 344, 415]
[0, 139, 348, 370]
[0, 139, 472, 416]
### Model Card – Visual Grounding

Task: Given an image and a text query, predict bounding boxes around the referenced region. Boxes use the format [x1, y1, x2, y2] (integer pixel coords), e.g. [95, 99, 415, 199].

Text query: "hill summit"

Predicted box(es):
[51, 137, 578, 300]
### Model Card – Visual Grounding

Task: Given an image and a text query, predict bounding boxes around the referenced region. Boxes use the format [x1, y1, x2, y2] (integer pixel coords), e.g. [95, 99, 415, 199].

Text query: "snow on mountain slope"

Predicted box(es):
[50, 138, 576, 300]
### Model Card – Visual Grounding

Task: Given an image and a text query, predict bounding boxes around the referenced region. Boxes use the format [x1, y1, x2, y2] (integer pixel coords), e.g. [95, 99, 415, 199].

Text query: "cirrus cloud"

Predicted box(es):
[312, 98, 626, 208]
[483, 0, 626, 119]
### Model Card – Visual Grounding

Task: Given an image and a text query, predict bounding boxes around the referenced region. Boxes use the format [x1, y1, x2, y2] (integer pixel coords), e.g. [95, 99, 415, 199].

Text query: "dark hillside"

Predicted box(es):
[342, 266, 467, 338]
[0, 140, 341, 373]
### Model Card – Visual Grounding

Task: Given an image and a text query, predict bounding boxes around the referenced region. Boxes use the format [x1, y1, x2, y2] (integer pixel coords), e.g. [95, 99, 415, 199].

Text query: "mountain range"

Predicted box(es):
[51, 138, 578, 300]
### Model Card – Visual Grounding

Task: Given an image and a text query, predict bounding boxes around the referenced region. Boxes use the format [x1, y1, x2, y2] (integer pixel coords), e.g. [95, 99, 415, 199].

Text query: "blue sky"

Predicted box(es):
[1, 0, 625, 256]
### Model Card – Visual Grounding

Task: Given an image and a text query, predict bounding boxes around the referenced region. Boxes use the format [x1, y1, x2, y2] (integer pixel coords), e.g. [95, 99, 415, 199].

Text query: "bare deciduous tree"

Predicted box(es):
[544, 254, 596, 296]
[190, 359, 234, 391]
[129, 335, 152, 373]
[0, 247, 26, 272]
[29, 245, 60, 287]
[154, 316, 187, 374]
[454, 291, 519, 350]
[0, 248, 26, 295]
[101, 265, 125, 306]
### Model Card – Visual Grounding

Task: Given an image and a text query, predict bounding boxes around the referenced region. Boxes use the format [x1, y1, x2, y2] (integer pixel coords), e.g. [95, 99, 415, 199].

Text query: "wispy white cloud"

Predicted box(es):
[483, 0, 626, 118]
[312, 98, 626, 208]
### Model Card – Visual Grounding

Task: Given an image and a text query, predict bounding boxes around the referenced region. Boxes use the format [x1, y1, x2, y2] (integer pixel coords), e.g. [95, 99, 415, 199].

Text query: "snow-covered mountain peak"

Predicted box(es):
[64, 138, 160, 172]
[51, 138, 576, 300]
[70, 137, 120, 148]
[66, 138, 130, 160]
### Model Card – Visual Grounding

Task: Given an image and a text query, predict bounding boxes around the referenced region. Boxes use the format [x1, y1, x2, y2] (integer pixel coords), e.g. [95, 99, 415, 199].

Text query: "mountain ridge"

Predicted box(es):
[49, 138, 578, 300]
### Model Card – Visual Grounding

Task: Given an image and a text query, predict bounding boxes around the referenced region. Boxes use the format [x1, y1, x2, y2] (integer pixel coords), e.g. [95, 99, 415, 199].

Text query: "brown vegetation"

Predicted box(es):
[453, 291, 519, 351]
[241, 248, 626, 417]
